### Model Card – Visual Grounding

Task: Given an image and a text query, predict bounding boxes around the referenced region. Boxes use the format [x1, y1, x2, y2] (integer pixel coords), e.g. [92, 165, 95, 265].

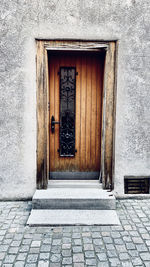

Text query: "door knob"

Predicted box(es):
[51, 115, 60, 133]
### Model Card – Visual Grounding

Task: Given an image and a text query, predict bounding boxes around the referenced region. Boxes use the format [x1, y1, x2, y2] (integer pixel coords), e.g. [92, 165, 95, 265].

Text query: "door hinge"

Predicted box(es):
[48, 102, 50, 111]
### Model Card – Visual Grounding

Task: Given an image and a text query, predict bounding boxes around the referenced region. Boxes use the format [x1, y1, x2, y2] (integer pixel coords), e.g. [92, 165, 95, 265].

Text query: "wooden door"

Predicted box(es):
[49, 51, 104, 179]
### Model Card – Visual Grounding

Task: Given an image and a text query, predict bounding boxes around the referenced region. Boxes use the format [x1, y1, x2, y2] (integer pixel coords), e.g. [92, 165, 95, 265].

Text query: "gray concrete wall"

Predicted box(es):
[0, 0, 150, 199]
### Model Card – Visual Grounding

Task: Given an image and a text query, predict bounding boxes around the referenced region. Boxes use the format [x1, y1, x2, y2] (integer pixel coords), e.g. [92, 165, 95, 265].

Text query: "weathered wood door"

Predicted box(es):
[49, 51, 104, 179]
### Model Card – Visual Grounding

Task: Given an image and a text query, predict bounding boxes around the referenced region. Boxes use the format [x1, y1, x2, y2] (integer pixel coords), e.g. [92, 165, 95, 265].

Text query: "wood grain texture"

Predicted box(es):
[101, 42, 116, 188]
[36, 41, 48, 189]
[49, 52, 104, 173]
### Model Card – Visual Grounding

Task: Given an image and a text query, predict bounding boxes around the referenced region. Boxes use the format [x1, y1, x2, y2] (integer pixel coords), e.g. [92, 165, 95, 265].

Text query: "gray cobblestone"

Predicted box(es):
[73, 253, 84, 262]
[50, 253, 61, 263]
[85, 251, 95, 258]
[86, 258, 97, 265]
[73, 246, 83, 253]
[62, 257, 72, 264]
[1, 200, 150, 266]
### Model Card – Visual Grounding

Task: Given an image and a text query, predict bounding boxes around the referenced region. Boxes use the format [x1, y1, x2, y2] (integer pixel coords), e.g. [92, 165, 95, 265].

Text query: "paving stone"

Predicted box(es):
[109, 257, 121, 266]
[114, 238, 124, 245]
[51, 246, 61, 253]
[17, 252, 27, 261]
[19, 246, 30, 253]
[93, 239, 103, 245]
[97, 262, 109, 267]
[132, 257, 143, 265]
[25, 264, 36, 267]
[62, 249, 71, 257]
[31, 241, 41, 247]
[126, 242, 136, 250]
[107, 250, 118, 257]
[122, 261, 133, 267]
[73, 253, 84, 262]
[97, 252, 107, 261]
[73, 239, 82, 246]
[115, 244, 127, 252]
[128, 250, 139, 257]
[132, 237, 144, 244]
[8, 247, 19, 254]
[26, 254, 38, 263]
[39, 252, 50, 260]
[49, 263, 61, 267]
[29, 247, 40, 253]
[0, 252, 6, 260]
[105, 244, 116, 250]
[72, 233, 81, 238]
[119, 252, 130, 260]
[83, 237, 92, 244]
[84, 244, 94, 251]
[52, 239, 61, 245]
[63, 237, 71, 243]
[136, 244, 148, 252]
[140, 252, 150, 261]
[85, 251, 95, 258]
[14, 262, 25, 267]
[103, 237, 113, 244]
[74, 263, 85, 267]
[62, 244, 71, 249]
[38, 261, 49, 267]
[40, 245, 51, 252]
[72, 246, 83, 253]
[4, 255, 16, 263]
[86, 258, 97, 265]
[50, 254, 61, 263]
[62, 257, 72, 264]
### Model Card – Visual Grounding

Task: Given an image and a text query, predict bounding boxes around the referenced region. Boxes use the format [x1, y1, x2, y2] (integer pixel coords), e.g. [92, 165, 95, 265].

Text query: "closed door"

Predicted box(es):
[49, 51, 104, 179]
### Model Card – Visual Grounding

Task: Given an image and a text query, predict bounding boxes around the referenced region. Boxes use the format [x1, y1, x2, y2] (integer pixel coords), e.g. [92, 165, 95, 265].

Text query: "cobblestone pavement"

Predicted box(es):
[1, 200, 150, 266]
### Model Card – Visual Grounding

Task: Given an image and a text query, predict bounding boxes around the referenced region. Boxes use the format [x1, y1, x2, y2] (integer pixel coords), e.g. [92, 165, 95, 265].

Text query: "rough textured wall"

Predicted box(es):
[0, 0, 150, 198]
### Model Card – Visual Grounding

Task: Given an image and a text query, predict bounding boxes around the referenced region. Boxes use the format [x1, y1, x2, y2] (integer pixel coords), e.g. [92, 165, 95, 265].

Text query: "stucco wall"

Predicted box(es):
[0, 0, 150, 199]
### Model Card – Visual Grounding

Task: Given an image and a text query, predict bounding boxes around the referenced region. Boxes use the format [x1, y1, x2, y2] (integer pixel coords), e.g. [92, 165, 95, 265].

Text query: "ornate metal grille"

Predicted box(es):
[59, 67, 76, 157]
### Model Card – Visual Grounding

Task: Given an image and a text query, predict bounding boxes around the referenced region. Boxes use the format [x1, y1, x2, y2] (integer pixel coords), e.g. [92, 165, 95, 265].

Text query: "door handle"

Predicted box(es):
[51, 115, 60, 133]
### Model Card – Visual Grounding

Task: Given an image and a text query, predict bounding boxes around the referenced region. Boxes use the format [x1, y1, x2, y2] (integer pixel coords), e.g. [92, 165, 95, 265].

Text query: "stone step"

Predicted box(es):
[32, 187, 116, 210]
[48, 180, 102, 188]
[27, 209, 120, 226]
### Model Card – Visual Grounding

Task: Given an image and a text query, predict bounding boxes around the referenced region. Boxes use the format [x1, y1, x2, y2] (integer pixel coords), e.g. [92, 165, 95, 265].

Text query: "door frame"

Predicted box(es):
[36, 40, 118, 190]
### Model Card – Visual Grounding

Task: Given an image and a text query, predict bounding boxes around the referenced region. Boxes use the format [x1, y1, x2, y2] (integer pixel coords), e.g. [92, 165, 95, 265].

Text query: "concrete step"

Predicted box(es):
[32, 187, 116, 210]
[27, 209, 120, 226]
[48, 180, 102, 188]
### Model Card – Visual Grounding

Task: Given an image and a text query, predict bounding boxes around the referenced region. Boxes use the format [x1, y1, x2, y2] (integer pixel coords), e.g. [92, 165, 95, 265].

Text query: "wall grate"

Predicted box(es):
[124, 176, 149, 194]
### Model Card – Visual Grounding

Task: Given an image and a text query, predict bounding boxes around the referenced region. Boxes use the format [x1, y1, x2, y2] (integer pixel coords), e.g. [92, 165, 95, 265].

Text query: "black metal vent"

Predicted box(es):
[124, 176, 149, 194]
[59, 67, 76, 157]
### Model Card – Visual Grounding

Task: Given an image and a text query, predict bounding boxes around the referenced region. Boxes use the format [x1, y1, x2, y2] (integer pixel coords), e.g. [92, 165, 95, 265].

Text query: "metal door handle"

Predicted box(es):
[51, 115, 60, 133]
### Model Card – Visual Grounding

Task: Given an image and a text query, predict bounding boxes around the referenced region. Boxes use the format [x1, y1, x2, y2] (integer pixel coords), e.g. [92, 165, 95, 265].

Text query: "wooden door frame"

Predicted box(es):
[36, 40, 118, 190]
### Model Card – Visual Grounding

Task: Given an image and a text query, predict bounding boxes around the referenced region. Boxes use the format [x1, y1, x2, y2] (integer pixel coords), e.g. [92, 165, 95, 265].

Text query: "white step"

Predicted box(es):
[48, 180, 102, 188]
[32, 187, 115, 210]
[27, 209, 120, 226]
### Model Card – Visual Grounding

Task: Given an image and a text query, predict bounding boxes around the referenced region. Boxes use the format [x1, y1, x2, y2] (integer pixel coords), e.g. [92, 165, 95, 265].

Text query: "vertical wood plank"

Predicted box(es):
[80, 54, 86, 170]
[54, 55, 60, 170]
[75, 54, 81, 170]
[90, 56, 97, 170]
[49, 55, 55, 171]
[96, 55, 103, 170]
[85, 54, 92, 170]
[58, 53, 66, 171]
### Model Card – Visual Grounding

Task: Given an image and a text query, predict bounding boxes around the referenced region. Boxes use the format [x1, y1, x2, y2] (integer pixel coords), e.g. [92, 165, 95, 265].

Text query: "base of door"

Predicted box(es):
[49, 172, 100, 180]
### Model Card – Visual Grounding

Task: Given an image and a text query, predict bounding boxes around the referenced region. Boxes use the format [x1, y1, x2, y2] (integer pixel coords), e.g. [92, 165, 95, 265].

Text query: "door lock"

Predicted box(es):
[51, 116, 60, 133]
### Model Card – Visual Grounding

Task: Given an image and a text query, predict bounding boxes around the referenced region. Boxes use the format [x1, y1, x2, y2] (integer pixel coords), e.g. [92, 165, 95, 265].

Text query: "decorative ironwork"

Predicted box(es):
[59, 67, 76, 157]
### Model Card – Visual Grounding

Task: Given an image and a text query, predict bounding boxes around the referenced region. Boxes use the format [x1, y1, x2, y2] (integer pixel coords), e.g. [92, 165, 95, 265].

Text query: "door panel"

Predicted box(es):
[49, 52, 104, 175]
